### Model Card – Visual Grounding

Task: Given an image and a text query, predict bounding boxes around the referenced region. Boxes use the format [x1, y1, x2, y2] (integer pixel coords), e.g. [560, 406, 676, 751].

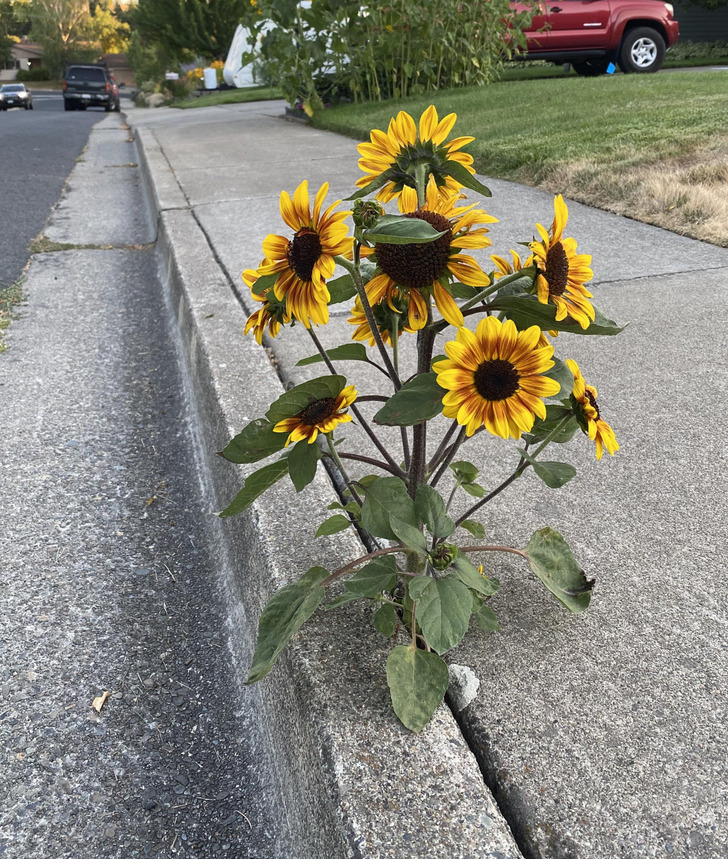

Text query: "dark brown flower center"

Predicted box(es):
[544, 241, 569, 296]
[473, 359, 520, 401]
[299, 397, 336, 426]
[287, 228, 322, 282]
[585, 389, 600, 418]
[375, 210, 453, 291]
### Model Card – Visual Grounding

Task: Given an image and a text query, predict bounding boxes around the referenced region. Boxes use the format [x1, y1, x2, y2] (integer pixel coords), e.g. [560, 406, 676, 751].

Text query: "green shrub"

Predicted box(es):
[252, 0, 532, 112]
[16, 68, 53, 82]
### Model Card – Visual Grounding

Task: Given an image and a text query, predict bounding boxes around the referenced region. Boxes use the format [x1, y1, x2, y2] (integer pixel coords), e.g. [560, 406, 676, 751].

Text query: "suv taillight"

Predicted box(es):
[62, 81, 67, 91]
[105, 82, 110, 92]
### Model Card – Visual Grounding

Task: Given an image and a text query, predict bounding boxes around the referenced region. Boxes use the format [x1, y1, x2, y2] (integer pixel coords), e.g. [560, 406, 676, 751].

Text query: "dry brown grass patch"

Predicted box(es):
[540, 136, 728, 247]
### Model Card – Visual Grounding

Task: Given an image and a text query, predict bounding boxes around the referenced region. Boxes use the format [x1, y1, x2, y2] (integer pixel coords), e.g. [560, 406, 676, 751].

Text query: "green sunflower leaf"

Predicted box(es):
[449, 283, 482, 300]
[408, 574, 473, 654]
[326, 274, 357, 305]
[524, 405, 579, 445]
[437, 160, 492, 198]
[245, 566, 328, 683]
[217, 419, 287, 464]
[218, 458, 290, 517]
[544, 357, 575, 401]
[389, 516, 429, 554]
[315, 514, 352, 538]
[386, 645, 450, 733]
[373, 602, 399, 637]
[450, 460, 479, 481]
[452, 555, 500, 597]
[360, 476, 418, 540]
[266, 375, 346, 423]
[461, 482, 485, 498]
[459, 519, 486, 539]
[518, 448, 577, 489]
[490, 295, 623, 336]
[288, 439, 321, 492]
[373, 373, 444, 426]
[296, 343, 369, 367]
[415, 484, 455, 540]
[248, 271, 279, 295]
[494, 273, 535, 298]
[473, 603, 500, 632]
[345, 554, 399, 597]
[523, 527, 594, 613]
[324, 591, 362, 611]
[346, 167, 400, 201]
[362, 214, 447, 246]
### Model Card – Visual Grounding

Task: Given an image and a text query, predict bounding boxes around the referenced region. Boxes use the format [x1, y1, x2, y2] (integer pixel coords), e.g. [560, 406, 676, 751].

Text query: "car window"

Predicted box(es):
[66, 67, 106, 83]
[1, 85, 23, 92]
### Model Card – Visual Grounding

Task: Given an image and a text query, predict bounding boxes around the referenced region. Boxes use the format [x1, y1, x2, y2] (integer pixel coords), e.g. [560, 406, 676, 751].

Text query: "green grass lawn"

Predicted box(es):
[171, 86, 282, 109]
[311, 71, 728, 184]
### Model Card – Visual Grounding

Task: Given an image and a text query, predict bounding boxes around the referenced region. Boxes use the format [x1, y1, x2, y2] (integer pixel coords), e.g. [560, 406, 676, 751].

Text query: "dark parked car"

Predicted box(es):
[63, 63, 121, 112]
[0, 83, 33, 110]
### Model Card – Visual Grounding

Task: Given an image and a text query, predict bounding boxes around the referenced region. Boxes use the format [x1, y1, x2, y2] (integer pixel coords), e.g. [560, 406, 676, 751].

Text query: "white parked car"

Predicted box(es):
[0, 83, 34, 110]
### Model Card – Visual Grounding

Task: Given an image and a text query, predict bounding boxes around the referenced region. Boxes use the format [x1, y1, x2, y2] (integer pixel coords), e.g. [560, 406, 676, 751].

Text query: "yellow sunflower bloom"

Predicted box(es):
[254, 181, 352, 329]
[356, 105, 476, 203]
[566, 359, 619, 460]
[365, 180, 495, 331]
[529, 195, 595, 330]
[347, 295, 415, 346]
[434, 317, 560, 439]
[272, 385, 357, 446]
[242, 262, 291, 344]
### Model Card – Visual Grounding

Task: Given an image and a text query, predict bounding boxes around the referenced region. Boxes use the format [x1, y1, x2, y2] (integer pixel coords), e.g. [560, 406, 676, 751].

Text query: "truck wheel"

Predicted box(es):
[64, 100, 74, 111]
[619, 27, 665, 73]
[572, 59, 611, 77]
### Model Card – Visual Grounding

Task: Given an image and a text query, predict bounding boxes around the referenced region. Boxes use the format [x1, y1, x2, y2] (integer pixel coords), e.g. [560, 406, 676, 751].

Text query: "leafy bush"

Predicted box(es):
[250, 0, 532, 113]
[668, 39, 728, 61]
[16, 68, 52, 82]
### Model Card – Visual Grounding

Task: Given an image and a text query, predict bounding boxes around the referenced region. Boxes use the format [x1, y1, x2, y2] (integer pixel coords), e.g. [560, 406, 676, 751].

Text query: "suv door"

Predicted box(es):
[543, 0, 612, 50]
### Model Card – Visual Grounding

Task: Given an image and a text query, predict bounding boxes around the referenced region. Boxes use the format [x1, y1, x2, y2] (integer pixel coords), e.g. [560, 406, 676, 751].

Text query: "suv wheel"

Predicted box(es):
[572, 59, 611, 77]
[619, 27, 666, 73]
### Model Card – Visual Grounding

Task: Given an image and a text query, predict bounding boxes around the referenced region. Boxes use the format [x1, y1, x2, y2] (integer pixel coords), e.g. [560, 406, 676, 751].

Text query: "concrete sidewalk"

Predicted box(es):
[126, 100, 728, 858]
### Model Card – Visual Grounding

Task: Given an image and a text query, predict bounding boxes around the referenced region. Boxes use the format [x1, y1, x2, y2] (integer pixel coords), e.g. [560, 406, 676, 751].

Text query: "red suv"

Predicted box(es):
[514, 0, 680, 75]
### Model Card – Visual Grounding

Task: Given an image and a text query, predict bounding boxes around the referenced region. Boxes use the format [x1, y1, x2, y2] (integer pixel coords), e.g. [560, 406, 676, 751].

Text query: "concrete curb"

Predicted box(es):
[132, 115, 525, 858]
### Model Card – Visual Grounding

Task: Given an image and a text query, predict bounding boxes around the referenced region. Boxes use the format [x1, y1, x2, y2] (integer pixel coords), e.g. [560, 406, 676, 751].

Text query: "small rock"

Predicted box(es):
[447, 664, 480, 711]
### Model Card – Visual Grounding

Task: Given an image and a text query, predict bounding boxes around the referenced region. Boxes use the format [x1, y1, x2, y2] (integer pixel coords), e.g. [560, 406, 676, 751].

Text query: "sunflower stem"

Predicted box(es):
[335, 253, 402, 390]
[430, 426, 467, 488]
[431, 268, 533, 334]
[320, 545, 415, 588]
[408, 319, 434, 499]
[306, 327, 402, 475]
[454, 414, 572, 525]
[326, 434, 363, 507]
[426, 420, 460, 476]
[414, 163, 428, 207]
[391, 313, 400, 378]
[338, 451, 406, 479]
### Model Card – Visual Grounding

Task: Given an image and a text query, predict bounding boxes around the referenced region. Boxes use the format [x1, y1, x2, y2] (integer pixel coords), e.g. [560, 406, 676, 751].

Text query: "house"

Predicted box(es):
[1, 40, 44, 81]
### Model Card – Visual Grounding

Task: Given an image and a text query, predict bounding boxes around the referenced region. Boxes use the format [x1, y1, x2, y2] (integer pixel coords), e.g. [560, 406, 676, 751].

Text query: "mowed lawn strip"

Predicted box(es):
[313, 72, 728, 246]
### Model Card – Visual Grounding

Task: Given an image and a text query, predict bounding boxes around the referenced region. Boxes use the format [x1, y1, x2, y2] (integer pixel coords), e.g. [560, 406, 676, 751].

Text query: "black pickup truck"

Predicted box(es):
[63, 64, 120, 112]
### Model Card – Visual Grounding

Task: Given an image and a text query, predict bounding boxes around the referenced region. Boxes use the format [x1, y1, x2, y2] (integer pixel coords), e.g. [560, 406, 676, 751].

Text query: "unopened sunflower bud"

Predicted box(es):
[353, 199, 384, 230]
[429, 542, 458, 571]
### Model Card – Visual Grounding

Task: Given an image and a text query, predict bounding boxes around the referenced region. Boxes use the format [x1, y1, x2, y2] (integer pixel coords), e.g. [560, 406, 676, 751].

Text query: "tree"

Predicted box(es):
[132, 0, 251, 63]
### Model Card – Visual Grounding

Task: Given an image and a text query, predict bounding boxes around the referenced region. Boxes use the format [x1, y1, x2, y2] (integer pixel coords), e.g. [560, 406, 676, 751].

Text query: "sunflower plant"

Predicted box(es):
[219, 105, 622, 732]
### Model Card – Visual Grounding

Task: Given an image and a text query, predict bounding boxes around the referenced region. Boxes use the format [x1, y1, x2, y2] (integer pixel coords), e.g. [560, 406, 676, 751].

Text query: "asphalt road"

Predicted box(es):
[0, 90, 109, 289]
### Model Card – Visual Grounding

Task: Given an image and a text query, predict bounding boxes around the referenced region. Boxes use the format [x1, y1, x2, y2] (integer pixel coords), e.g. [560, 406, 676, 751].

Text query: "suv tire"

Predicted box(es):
[572, 59, 611, 77]
[64, 100, 74, 111]
[618, 27, 666, 73]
